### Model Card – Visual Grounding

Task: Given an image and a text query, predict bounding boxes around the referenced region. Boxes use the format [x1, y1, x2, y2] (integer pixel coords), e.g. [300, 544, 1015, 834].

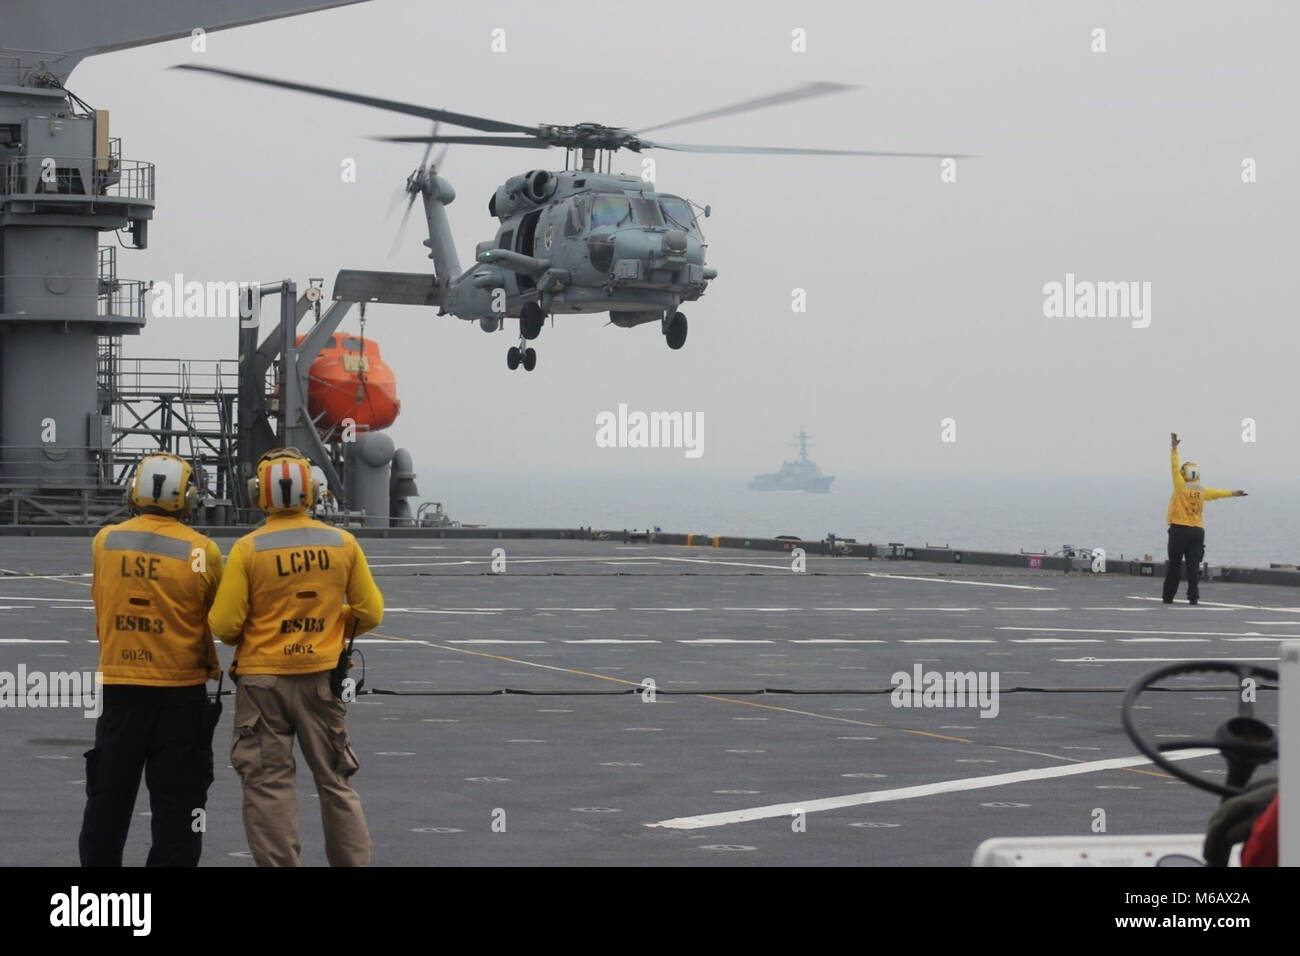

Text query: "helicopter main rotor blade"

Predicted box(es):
[374, 134, 551, 149]
[171, 64, 536, 135]
[635, 81, 856, 135]
[646, 141, 970, 158]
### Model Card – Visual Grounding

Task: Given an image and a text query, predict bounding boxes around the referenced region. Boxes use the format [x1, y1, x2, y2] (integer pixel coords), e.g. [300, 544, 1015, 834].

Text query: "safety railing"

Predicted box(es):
[0, 444, 115, 490]
[0, 274, 148, 320]
[0, 155, 154, 201]
[112, 357, 239, 397]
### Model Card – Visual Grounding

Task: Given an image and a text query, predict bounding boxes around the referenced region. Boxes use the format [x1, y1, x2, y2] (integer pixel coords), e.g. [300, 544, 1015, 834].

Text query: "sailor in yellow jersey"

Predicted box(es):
[80, 453, 224, 866]
[209, 447, 384, 866]
[1164, 432, 1247, 605]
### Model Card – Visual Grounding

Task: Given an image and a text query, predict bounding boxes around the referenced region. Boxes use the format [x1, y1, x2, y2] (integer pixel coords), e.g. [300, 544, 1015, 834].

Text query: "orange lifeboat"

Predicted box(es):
[300, 332, 401, 432]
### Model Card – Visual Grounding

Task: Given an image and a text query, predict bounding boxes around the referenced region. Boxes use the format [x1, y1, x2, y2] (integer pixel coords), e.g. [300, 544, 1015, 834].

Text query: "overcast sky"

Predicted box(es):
[67, 0, 1299, 481]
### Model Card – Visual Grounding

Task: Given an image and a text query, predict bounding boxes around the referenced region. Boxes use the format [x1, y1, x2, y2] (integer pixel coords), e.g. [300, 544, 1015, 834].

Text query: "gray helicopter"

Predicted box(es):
[176, 66, 961, 371]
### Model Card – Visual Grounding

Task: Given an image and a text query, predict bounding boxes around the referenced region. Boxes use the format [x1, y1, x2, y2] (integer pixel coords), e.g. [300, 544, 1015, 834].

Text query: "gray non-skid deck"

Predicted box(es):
[0, 538, 1287, 865]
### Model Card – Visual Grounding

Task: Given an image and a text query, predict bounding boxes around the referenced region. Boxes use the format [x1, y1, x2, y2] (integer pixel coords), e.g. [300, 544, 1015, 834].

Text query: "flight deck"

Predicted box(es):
[0, 537, 1287, 866]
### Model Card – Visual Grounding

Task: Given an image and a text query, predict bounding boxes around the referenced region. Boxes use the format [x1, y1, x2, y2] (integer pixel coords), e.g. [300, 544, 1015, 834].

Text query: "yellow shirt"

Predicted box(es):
[91, 513, 224, 686]
[208, 512, 384, 675]
[1167, 448, 1232, 528]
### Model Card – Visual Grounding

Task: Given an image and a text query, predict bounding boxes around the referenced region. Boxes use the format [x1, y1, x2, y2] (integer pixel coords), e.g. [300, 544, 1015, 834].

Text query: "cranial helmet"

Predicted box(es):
[249, 447, 318, 513]
[1181, 461, 1200, 482]
[129, 453, 197, 516]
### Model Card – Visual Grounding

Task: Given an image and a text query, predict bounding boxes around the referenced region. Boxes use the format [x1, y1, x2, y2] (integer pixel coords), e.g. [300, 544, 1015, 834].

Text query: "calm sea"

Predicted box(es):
[415, 471, 1298, 569]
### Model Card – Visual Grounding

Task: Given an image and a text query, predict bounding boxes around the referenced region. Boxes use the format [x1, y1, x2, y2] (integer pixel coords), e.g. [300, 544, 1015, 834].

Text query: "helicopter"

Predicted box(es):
[175, 65, 963, 371]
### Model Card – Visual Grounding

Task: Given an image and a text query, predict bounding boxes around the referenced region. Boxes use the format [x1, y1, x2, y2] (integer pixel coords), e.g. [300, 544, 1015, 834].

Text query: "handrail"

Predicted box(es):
[0, 274, 149, 319]
[0, 155, 155, 201]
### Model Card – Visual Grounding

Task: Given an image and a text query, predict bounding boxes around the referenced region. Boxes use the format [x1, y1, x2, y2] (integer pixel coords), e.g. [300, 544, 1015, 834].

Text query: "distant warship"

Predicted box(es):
[748, 427, 834, 493]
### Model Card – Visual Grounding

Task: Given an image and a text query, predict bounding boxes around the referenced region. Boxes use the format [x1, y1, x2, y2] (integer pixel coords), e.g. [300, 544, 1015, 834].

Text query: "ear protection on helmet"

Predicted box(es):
[129, 453, 198, 516]
[248, 447, 319, 512]
[1181, 462, 1200, 482]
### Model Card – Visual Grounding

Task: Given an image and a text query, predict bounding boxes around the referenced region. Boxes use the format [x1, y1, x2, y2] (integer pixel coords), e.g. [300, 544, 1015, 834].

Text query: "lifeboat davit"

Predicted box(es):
[301, 332, 401, 432]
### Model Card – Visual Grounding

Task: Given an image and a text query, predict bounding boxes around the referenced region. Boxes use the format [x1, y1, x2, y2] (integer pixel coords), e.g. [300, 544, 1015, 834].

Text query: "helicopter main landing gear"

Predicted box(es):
[520, 301, 545, 341]
[507, 337, 537, 372]
[664, 310, 688, 350]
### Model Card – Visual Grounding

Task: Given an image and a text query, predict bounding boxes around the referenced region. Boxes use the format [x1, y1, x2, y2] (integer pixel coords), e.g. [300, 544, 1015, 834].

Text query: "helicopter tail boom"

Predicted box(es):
[419, 172, 462, 292]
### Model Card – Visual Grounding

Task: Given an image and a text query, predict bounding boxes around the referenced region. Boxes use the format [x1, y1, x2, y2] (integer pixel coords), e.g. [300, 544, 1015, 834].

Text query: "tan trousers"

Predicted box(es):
[230, 671, 371, 866]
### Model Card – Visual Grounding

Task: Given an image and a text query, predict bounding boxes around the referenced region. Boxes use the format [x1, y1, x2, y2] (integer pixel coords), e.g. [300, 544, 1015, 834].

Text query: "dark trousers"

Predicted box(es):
[79, 684, 214, 867]
[1163, 524, 1206, 603]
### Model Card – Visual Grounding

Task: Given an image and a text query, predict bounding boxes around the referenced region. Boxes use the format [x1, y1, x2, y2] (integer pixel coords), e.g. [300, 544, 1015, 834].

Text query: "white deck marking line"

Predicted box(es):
[677, 639, 773, 644]
[629, 607, 709, 612]
[1009, 638, 1103, 644]
[647, 750, 1217, 829]
[812, 607, 887, 611]
[369, 556, 664, 569]
[446, 639, 546, 645]
[0, 638, 69, 643]
[563, 639, 661, 644]
[0, 596, 94, 602]
[383, 608, 499, 615]
[790, 639, 886, 644]
[865, 573, 1053, 591]
[1128, 596, 1300, 613]
[0, 573, 92, 583]
[1000, 626, 1296, 638]
[657, 556, 791, 571]
[1119, 638, 1210, 643]
[1057, 656, 1278, 663]
[537, 607, 616, 611]
[901, 638, 996, 644]
[994, 607, 1070, 611]
[721, 607, 801, 612]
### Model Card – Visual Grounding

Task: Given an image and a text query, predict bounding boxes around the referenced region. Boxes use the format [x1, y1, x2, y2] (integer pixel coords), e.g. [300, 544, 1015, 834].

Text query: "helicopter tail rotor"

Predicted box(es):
[388, 122, 450, 260]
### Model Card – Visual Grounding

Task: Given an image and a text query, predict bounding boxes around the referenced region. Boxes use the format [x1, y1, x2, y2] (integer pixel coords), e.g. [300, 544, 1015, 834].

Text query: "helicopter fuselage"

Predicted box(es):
[435, 168, 716, 328]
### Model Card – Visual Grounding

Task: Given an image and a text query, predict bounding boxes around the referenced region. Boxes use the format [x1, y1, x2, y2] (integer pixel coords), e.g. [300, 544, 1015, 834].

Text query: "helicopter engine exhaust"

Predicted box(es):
[525, 170, 553, 201]
[490, 170, 558, 220]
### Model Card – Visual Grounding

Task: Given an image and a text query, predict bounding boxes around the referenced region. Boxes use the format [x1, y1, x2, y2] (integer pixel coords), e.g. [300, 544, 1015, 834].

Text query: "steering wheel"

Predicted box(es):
[1122, 661, 1278, 799]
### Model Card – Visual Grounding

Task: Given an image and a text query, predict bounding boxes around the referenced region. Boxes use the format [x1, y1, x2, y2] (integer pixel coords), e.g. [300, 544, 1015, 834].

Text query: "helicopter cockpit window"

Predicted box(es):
[589, 194, 631, 229]
[630, 197, 665, 227]
[564, 196, 587, 238]
[659, 197, 699, 235]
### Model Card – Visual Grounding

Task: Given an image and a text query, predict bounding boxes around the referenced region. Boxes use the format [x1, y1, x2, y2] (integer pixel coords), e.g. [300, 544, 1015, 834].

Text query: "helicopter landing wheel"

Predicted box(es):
[522, 347, 537, 372]
[665, 311, 688, 350]
[507, 346, 521, 370]
[520, 302, 545, 340]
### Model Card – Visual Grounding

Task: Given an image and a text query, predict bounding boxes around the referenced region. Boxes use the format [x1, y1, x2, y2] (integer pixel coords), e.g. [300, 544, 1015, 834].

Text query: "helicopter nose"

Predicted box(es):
[661, 230, 688, 255]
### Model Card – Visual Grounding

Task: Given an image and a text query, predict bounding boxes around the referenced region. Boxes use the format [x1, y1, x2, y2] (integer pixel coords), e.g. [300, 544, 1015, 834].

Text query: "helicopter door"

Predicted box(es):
[516, 211, 541, 290]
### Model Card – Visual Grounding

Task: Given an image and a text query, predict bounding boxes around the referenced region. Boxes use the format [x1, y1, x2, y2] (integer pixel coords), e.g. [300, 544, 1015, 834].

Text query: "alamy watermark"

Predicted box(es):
[890, 665, 1000, 719]
[595, 404, 703, 459]
[1042, 273, 1151, 329]
[0, 666, 102, 718]
[146, 274, 261, 326]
